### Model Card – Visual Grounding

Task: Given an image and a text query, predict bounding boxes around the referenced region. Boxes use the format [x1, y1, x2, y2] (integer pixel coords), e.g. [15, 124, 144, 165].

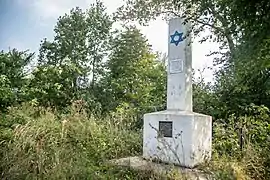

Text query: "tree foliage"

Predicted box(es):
[1, 0, 270, 178]
[30, 2, 112, 108]
[0, 49, 34, 110]
[97, 26, 166, 118]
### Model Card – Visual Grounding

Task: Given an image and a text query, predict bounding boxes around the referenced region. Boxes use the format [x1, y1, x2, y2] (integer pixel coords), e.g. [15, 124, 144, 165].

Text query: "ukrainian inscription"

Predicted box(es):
[159, 121, 173, 138]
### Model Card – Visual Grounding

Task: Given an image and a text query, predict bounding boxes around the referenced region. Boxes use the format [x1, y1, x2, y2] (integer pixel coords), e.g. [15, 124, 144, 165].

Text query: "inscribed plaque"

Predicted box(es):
[159, 121, 173, 138]
[169, 59, 183, 74]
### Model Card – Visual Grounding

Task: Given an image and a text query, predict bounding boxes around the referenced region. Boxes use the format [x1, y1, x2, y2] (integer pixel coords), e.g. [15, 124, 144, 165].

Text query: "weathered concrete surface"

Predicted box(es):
[143, 110, 212, 168]
[167, 17, 192, 111]
[143, 17, 212, 168]
[109, 156, 213, 180]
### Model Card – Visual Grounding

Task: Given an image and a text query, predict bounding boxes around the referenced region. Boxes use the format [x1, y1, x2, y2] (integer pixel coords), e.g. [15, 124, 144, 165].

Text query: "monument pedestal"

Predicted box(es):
[142, 17, 212, 169]
[143, 110, 212, 168]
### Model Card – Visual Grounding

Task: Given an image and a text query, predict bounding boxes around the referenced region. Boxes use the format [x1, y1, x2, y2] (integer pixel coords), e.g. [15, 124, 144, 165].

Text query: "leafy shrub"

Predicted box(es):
[2, 103, 270, 179]
[213, 104, 270, 179]
[0, 104, 142, 179]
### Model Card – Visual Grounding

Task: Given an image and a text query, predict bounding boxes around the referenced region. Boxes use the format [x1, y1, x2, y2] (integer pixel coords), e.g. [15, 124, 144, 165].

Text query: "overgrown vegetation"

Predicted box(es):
[1, 0, 270, 179]
[0, 103, 143, 179]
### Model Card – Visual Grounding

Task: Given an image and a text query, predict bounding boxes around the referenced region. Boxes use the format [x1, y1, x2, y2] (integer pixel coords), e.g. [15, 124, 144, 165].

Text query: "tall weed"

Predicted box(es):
[1, 104, 142, 179]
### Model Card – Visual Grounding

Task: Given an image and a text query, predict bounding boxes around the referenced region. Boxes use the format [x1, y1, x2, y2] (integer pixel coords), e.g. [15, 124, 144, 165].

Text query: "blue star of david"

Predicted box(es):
[170, 31, 184, 46]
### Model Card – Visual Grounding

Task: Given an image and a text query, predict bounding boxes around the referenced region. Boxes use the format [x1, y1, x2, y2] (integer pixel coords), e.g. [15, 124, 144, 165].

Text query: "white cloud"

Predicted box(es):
[14, 0, 218, 82]
[17, 0, 92, 24]
[34, 0, 90, 19]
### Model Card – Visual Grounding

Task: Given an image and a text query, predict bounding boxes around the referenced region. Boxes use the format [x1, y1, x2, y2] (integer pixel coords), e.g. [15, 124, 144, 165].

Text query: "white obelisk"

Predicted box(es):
[167, 18, 192, 111]
[143, 17, 212, 168]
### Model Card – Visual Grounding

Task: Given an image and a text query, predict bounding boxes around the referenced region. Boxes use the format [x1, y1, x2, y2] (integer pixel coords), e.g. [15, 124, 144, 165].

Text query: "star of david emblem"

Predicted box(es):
[170, 31, 184, 46]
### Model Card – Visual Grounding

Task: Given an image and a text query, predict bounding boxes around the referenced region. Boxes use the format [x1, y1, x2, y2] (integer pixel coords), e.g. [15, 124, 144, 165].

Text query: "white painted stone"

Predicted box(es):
[167, 18, 192, 111]
[142, 17, 212, 168]
[143, 110, 212, 168]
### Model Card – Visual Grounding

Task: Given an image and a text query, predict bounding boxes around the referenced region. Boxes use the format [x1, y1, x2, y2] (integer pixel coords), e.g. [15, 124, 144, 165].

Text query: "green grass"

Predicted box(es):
[0, 104, 143, 179]
[0, 104, 268, 179]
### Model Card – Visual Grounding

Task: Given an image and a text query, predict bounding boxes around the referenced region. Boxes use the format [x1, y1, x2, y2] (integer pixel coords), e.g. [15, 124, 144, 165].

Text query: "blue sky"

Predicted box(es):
[0, 0, 49, 52]
[0, 0, 30, 50]
[0, 0, 218, 81]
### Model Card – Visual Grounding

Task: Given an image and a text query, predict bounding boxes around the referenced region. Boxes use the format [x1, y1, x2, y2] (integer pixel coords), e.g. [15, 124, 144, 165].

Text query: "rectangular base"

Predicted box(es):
[143, 110, 212, 168]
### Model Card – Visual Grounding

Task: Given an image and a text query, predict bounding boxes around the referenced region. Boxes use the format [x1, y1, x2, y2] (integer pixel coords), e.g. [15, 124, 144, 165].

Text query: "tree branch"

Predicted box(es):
[156, 10, 224, 34]
[208, 6, 235, 53]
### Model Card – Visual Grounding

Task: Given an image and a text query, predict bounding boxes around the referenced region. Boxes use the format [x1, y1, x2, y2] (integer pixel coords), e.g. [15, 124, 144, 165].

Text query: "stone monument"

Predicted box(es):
[143, 17, 212, 168]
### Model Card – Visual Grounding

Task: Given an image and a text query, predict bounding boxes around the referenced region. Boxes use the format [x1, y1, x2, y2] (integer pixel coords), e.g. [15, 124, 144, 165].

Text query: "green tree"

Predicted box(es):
[0, 49, 34, 110]
[213, 38, 270, 117]
[30, 2, 112, 108]
[115, 0, 269, 75]
[115, 0, 242, 65]
[98, 26, 166, 120]
[116, 0, 270, 115]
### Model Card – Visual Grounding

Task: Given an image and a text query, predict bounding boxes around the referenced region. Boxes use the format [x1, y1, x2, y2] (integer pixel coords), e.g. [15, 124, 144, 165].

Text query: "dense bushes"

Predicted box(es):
[0, 50, 33, 111]
[0, 104, 143, 179]
[213, 105, 270, 156]
[212, 105, 270, 179]
[1, 103, 270, 179]
[1, 0, 270, 179]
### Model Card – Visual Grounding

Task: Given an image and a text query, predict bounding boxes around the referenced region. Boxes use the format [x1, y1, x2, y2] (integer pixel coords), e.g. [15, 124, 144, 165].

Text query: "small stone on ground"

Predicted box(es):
[108, 156, 212, 180]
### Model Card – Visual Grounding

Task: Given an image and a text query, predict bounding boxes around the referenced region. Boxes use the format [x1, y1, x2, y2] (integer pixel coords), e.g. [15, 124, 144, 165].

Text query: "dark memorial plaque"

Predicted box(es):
[159, 121, 173, 138]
